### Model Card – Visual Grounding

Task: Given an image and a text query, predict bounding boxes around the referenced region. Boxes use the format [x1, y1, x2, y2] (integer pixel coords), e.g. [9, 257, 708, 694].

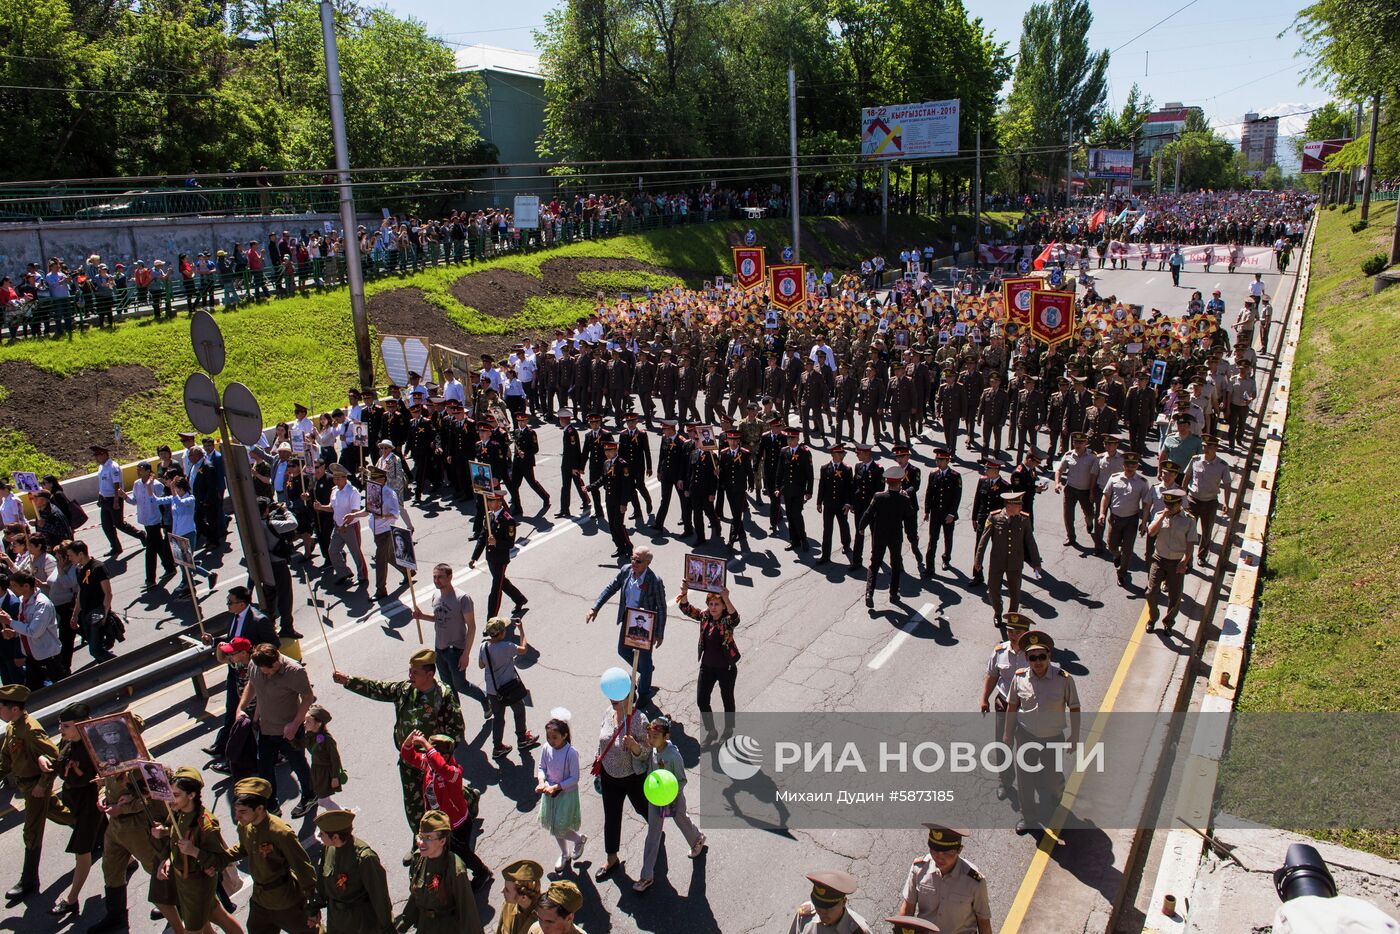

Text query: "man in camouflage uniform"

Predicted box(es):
[309, 810, 393, 934]
[332, 648, 464, 853]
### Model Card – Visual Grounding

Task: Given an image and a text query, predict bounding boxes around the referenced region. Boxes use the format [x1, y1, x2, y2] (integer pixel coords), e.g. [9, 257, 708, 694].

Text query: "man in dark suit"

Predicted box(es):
[188, 442, 226, 546]
[816, 444, 854, 565]
[775, 426, 814, 552]
[203, 587, 277, 768]
[585, 547, 667, 706]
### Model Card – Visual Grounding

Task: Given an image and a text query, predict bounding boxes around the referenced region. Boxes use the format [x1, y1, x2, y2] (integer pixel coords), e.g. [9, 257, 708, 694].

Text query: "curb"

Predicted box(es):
[1139, 216, 1317, 933]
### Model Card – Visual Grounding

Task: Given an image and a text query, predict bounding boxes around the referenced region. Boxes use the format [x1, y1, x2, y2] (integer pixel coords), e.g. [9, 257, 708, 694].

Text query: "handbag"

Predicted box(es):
[590, 712, 630, 794]
[483, 642, 527, 705]
[66, 497, 89, 529]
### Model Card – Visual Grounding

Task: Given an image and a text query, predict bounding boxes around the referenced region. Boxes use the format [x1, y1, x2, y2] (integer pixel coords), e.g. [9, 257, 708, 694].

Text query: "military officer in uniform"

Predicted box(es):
[587, 439, 635, 559]
[897, 825, 992, 934]
[555, 410, 589, 518]
[509, 410, 550, 515]
[618, 412, 654, 522]
[495, 858, 543, 934]
[860, 466, 918, 609]
[1145, 489, 1199, 632]
[789, 869, 871, 934]
[533, 879, 584, 933]
[472, 490, 527, 617]
[776, 426, 814, 552]
[1054, 433, 1099, 546]
[922, 447, 961, 573]
[396, 810, 483, 934]
[228, 776, 321, 934]
[973, 492, 1042, 629]
[850, 444, 882, 570]
[968, 459, 1010, 584]
[892, 444, 922, 562]
[816, 444, 855, 565]
[716, 430, 753, 549]
[1001, 631, 1081, 837]
[757, 416, 787, 531]
[580, 412, 610, 517]
[0, 683, 73, 900]
[1097, 452, 1151, 586]
[310, 809, 393, 934]
[682, 425, 722, 545]
[652, 419, 687, 532]
[882, 917, 940, 933]
[332, 650, 464, 858]
[978, 613, 1031, 801]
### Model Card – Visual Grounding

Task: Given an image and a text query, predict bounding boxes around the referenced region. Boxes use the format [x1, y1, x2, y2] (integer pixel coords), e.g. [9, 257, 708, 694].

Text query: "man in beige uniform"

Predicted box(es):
[1097, 452, 1151, 587]
[1145, 489, 1199, 632]
[1182, 438, 1232, 564]
[973, 491, 1042, 630]
[1002, 631, 1081, 837]
[897, 825, 992, 934]
[978, 613, 1031, 800]
[789, 869, 872, 934]
[1053, 433, 1098, 546]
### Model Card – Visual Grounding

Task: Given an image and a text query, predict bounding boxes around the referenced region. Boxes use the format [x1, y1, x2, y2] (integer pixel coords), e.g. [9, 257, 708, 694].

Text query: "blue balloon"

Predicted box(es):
[600, 667, 633, 702]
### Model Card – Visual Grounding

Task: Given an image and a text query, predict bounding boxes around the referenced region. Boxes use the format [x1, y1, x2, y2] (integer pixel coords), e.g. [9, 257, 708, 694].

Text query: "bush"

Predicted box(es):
[1342, 202, 1356, 213]
[1362, 253, 1389, 276]
[1351, 219, 1369, 232]
[1326, 203, 1337, 211]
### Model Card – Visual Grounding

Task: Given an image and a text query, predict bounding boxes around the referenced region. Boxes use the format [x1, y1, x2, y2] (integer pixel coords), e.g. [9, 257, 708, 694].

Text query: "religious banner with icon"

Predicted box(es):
[769, 264, 806, 312]
[1029, 290, 1075, 347]
[1001, 277, 1041, 328]
[732, 247, 766, 290]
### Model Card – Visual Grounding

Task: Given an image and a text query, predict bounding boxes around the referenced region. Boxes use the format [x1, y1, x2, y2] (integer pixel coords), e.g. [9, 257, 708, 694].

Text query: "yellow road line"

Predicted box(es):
[999, 604, 1152, 933]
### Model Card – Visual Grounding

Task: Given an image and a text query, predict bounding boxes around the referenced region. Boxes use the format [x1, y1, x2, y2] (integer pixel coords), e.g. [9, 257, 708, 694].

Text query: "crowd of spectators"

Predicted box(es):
[1009, 190, 1317, 248]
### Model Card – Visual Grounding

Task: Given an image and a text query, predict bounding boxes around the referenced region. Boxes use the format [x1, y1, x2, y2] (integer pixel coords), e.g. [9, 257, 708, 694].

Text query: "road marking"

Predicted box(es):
[998, 603, 1151, 933]
[1144, 277, 1155, 285]
[867, 601, 936, 669]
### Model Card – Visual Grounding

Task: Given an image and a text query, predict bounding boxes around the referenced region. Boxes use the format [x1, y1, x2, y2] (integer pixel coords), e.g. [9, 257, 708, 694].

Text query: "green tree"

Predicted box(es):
[1155, 128, 1240, 191]
[999, 0, 1109, 196]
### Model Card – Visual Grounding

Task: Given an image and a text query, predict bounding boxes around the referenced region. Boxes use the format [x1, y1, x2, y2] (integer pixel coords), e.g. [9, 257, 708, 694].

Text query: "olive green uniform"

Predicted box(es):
[496, 901, 538, 934]
[309, 838, 394, 934]
[395, 851, 483, 934]
[229, 814, 321, 934]
[157, 808, 233, 930]
[100, 772, 176, 907]
[342, 677, 463, 833]
[0, 711, 72, 850]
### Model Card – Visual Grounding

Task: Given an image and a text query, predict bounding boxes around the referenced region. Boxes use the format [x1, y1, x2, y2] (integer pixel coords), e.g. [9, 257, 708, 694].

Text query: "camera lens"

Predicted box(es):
[1273, 844, 1337, 902]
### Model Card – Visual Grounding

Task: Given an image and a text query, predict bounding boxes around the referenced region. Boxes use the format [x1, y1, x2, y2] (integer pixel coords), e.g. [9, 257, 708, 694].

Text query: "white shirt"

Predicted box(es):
[330, 482, 361, 527]
[125, 479, 166, 527]
[407, 383, 429, 403]
[0, 494, 26, 527]
[369, 484, 400, 535]
[442, 379, 466, 405]
[809, 343, 836, 373]
[97, 459, 124, 497]
[482, 367, 504, 394]
[293, 416, 315, 436]
[515, 352, 537, 383]
[1249, 280, 1265, 298]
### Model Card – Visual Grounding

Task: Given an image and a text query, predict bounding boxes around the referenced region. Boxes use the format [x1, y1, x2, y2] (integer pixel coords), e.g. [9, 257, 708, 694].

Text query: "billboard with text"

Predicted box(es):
[861, 100, 960, 160]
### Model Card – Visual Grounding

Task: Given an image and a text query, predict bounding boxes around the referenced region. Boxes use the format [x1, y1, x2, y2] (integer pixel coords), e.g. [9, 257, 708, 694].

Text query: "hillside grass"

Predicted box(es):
[1230, 202, 1399, 858]
[0, 211, 1015, 479]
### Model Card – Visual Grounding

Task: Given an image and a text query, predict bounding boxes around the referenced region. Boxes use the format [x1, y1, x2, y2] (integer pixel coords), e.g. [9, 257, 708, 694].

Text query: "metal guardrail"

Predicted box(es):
[0, 186, 335, 221]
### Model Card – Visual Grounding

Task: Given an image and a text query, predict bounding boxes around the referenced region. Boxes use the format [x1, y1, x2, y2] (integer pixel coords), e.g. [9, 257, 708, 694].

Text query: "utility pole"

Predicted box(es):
[1066, 116, 1074, 207]
[1155, 152, 1162, 194]
[1351, 100, 1364, 205]
[788, 65, 801, 262]
[1360, 92, 1380, 222]
[1174, 148, 1182, 193]
[974, 124, 983, 259]
[321, 0, 374, 392]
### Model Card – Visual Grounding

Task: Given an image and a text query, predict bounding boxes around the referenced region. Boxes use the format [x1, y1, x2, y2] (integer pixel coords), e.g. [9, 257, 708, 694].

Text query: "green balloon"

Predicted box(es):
[644, 768, 679, 807]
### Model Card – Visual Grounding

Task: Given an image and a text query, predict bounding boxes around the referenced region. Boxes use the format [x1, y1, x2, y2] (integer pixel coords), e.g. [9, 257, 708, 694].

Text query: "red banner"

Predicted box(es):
[1033, 241, 1058, 270]
[1002, 277, 1041, 327]
[1029, 290, 1075, 347]
[1087, 208, 1106, 231]
[732, 247, 766, 290]
[769, 264, 806, 312]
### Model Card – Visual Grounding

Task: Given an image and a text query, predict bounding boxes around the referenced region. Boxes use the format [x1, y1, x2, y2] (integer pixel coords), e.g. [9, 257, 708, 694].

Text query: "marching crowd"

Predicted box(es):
[1009, 190, 1315, 248]
[0, 187, 1296, 933]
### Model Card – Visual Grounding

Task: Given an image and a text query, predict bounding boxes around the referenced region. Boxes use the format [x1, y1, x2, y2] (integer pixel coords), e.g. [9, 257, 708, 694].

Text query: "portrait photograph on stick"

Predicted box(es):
[78, 712, 148, 778]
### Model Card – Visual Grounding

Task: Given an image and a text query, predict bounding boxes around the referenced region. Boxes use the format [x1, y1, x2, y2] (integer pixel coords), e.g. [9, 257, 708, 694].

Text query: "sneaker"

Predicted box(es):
[571, 834, 587, 861]
[688, 834, 707, 858]
[492, 744, 513, 759]
[291, 799, 316, 819]
[518, 732, 541, 751]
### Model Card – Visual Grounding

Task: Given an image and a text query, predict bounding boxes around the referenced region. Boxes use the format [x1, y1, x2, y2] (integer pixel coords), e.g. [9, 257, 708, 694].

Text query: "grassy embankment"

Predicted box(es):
[1229, 203, 1399, 858]
[0, 211, 1015, 479]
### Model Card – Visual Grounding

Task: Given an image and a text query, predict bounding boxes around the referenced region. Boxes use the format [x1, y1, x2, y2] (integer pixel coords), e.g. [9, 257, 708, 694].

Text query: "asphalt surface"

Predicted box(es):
[1, 260, 1292, 934]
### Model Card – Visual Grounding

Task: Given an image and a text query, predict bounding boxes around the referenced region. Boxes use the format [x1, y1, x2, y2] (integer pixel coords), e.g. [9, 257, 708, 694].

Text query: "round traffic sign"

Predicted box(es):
[221, 382, 264, 447]
[190, 311, 226, 376]
[182, 373, 221, 436]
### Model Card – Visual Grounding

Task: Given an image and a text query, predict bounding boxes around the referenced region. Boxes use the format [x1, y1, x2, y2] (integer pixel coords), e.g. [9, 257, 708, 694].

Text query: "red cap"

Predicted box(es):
[220, 637, 253, 655]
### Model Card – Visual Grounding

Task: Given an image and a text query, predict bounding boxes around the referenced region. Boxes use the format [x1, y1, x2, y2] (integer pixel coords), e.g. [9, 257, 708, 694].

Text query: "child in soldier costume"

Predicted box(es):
[48, 702, 107, 918]
[395, 810, 483, 934]
[154, 766, 240, 934]
[227, 776, 320, 934]
[301, 705, 344, 811]
[309, 810, 393, 934]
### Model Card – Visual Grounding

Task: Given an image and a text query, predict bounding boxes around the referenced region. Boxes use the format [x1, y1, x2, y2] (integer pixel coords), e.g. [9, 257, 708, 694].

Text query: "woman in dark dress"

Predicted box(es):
[46, 701, 108, 918]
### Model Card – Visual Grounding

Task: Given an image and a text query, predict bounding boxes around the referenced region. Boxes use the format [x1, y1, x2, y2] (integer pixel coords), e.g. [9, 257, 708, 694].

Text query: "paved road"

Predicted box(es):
[1, 262, 1291, 934]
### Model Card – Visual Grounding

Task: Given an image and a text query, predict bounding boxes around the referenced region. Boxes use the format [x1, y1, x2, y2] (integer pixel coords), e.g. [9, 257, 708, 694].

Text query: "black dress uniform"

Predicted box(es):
[716, 438, 753, 548]
[510, 419, 550, 514]
[470, 496, 524, 618]
[757, 424, 787, 529]
[653, 425, 687, 531]
[408, 412, 437, 501]
[1008, 456, 1043, 519]
[683, 441, 721, 543]
[775, 432, 814, 550]
[556, 413, 588, 516]
[588, 448, 635, 557]
[816, 449, 855, 564]
[893, 447, 922, 556]
[618, 422, 654, 517]
[850, 449, 883, 569]
[922, 453, 963, 569]
[581, 419, 611, 516]
[970, 465, 1010, 583]
[860, 470, 918, 606]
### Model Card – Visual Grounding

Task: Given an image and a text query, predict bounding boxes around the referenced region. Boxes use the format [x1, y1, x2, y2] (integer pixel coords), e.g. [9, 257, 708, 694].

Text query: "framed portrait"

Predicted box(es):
[349, 421, 368, 447]
[136, 760, 175, 803]
[893, 329, 910, 347]
[79, 712, 149, 778]
[365, 479, 385, 517]
[290, 431, 305, 454]
[390, 527, 416, 572]
[469, 461, 494, 496]
[12, 471, 39, 494]
[683, 552, 727, 594]
[698, 427, 717, 449]
[622, 607, 657, 652]
[169, 534, 194, 569]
